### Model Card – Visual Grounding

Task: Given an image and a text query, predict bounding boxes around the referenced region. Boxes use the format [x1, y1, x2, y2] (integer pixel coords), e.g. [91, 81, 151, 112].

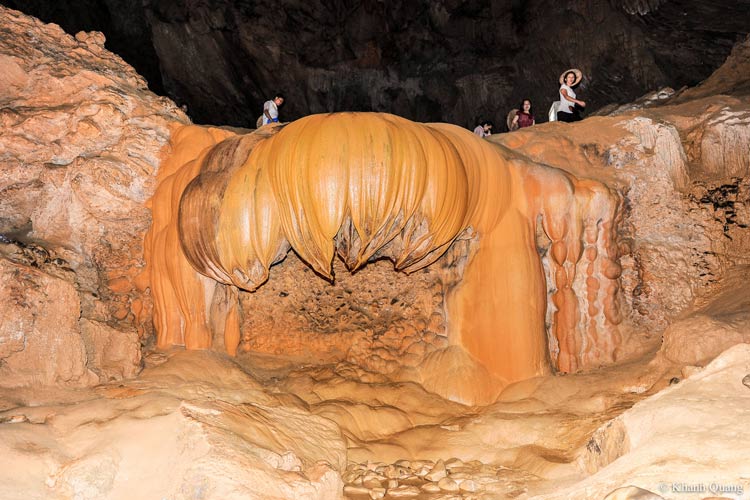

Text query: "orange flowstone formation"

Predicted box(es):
[142, 113, 623, 383]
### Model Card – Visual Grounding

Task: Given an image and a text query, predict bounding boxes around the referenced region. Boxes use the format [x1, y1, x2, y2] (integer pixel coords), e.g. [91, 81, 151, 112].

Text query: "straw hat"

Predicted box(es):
[559, 68, 582, 86]
[506, 109, 519, 131]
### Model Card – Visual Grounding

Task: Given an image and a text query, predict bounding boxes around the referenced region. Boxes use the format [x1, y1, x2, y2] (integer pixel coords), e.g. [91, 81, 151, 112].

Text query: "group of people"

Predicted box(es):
[474, 67, 586, 137]
[268, 67, 585, 135]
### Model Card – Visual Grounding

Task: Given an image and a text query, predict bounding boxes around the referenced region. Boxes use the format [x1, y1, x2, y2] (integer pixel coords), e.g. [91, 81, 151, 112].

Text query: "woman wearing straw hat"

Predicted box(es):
[558, 69, 585, 122]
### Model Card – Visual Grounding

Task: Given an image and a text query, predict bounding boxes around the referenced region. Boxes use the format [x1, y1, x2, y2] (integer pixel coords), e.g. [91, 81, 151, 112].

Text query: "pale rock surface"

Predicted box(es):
[662, 315, 750, 367]
[394, 346, 505, 406]
[338, 341, 749, 499]
[79, 319, 142, 381]
[660, 267, 750, 366]
[0, 351, 346, 500]
[0, 258, 93, 387]
[602, 486, 665, 500]
[544, 344, 750, 500]
[697, 105, 750, 179]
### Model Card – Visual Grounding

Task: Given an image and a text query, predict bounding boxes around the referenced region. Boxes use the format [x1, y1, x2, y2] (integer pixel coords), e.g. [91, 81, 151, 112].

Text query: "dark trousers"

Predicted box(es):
[558, 108, 582, 122]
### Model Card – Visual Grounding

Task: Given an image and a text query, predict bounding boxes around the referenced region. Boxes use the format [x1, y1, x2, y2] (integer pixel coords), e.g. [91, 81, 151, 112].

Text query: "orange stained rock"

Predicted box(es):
[143, 113, 624, 384]
[140, 124, 241, 353]
[517, 161, 623, 372]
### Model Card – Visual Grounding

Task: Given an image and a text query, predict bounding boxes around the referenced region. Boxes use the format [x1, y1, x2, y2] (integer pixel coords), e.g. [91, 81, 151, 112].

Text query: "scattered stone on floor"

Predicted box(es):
[343, 458, 532, 499]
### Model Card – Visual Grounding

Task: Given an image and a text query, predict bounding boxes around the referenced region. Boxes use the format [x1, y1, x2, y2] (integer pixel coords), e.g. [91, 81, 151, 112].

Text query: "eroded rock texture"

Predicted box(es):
[140, 35, 750, 394]
[496, 37, 750, 345]
[2, 0, 747, 127]
[0, 7, 187, 386]
[238, 256, 450, 375]
[5, 2, 750, 400]
[0, 257, 90, 386]
[0, 352, 346, 500]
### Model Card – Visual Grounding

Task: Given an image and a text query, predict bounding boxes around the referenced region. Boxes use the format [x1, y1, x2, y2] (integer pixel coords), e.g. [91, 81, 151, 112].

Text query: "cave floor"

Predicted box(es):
[8, 271, 750, 500]
[2, 334, 747, 500]
[231, 345, 678, 499]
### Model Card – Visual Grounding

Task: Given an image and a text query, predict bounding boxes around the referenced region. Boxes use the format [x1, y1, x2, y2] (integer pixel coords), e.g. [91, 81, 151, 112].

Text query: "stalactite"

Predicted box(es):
[142, 113, 625, 383]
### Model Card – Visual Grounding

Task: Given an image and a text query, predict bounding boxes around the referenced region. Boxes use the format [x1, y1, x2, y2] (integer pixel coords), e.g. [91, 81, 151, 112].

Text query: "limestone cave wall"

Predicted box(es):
[238, 256, 449, 373]
[1, 0, 747, 128]
[0, 8, 188, 386]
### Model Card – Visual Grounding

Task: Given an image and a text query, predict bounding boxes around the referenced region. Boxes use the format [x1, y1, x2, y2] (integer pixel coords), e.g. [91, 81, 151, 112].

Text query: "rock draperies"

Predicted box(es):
[142, 113, 623, 383]
[140, 125, 240, 352]
[180, 113, 513, 285]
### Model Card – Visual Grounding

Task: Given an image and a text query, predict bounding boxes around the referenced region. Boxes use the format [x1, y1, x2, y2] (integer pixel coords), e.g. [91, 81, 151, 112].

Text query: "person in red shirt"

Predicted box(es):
[510, 99, 535, 130]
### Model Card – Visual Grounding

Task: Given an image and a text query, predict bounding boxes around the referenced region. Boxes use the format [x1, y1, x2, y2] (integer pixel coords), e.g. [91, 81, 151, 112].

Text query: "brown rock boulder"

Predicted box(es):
[80, 319, 142, 382]
[0, 258, 94, 387]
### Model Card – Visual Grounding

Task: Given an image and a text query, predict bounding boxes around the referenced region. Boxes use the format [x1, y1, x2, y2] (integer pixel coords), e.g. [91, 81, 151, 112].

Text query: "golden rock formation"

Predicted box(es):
[143, 113, 624, 384]
[141, 125, 238, 352]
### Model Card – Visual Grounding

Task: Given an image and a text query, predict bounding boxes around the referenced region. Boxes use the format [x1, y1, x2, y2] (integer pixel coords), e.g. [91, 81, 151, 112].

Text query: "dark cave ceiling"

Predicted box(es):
[2, 0, 749, 129]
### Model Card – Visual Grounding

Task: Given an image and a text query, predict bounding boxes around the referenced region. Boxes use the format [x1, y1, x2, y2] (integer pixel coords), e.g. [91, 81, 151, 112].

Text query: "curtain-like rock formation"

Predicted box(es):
[143, 113, 624, 384]
[4, 7, 750, 500]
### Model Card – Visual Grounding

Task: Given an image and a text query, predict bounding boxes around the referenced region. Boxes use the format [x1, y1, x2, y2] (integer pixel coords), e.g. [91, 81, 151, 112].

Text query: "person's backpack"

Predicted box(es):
[548, 101, 560, 122]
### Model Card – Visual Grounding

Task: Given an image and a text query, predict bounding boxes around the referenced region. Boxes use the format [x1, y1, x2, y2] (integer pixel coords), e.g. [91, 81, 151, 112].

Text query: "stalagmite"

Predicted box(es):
[142, 112, 624, 384]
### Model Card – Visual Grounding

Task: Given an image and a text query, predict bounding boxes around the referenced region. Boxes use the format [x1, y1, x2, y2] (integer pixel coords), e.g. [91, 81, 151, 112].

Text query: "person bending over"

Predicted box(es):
[473, 120, 493, 137]
[262, 94, 285, 125]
